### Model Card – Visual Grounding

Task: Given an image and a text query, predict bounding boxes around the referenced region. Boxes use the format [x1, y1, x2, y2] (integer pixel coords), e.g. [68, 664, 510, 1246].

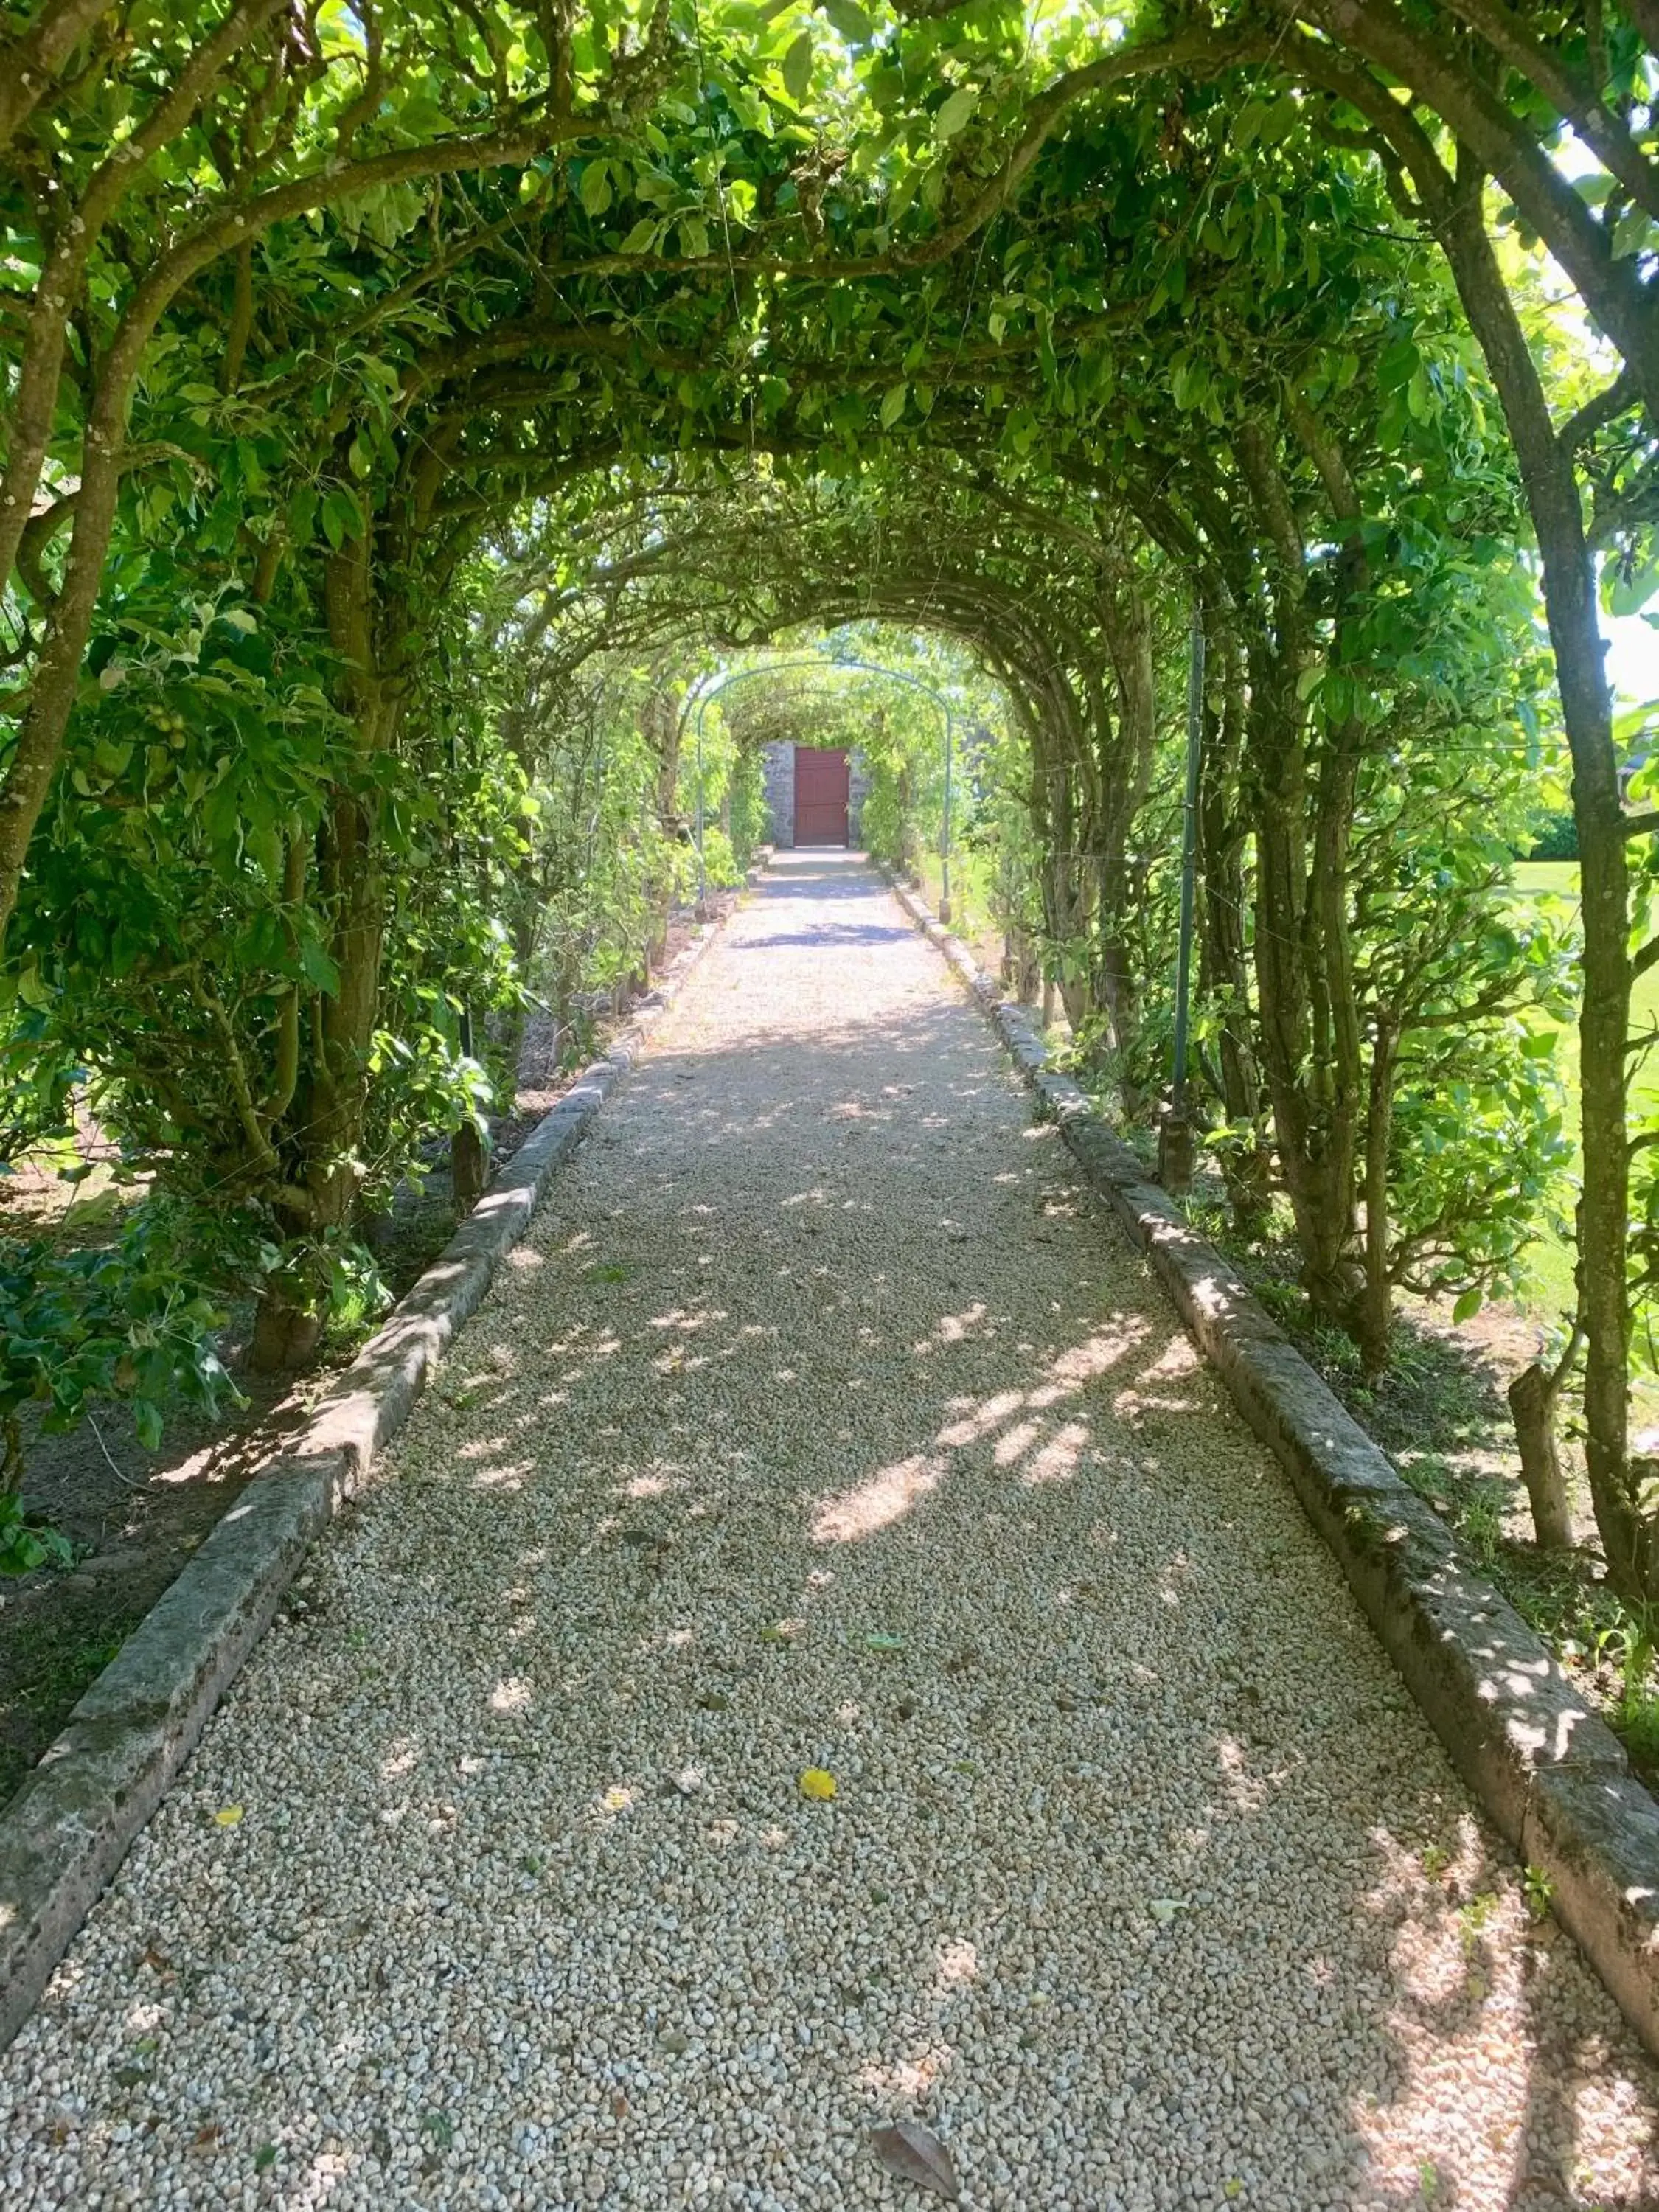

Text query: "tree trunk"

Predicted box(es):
[451, 1120, 489, 1213]
[495, 866, 547, 1084]
[1508, 1359, 1576, 1553]
[1310, 0, 1659, 417]
[0, 372, 128, 941]
[0, 20, 554, 944]
[248, 1276, 324, 1374]
[1248, 678, 1361, 1326]
[1195, 605, 1270, 1228]
[1094, 555, 1156, 1119]
[1357, 1021, 1398, 1378]
[0, 1, 299, 944]
[1093, 930, 1140, 1101]
[1001, 921, 1042, 1003]
[1020, 681, 1100, 1045]
[1237, 421, 1366, 1335]
[1427, 161, 1646, 1595]
[249, 543, 400, 1368]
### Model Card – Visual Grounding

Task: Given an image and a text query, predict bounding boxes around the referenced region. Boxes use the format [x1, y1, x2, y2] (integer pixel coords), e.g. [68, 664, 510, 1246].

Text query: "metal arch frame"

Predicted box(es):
[682, 651, 956, 918]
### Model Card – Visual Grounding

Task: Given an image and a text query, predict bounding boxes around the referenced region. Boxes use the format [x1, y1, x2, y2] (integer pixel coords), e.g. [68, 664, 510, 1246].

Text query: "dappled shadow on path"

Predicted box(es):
[7, 865, 1655, 2211]
[260, 1004, 1659, 2202]
[737, 922, 915, 948]
[386, 947, 1659, 2206]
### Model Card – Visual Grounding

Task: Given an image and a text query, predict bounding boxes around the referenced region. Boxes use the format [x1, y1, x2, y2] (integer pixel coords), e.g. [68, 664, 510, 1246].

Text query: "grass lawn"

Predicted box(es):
[1508, 859, 1659, 1322]
[1509, 862, 1659, 1109]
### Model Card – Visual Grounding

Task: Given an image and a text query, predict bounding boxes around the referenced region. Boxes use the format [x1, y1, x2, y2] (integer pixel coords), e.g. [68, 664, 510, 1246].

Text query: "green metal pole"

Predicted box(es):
[694, 691, 708, 914]
[939, 701, 954, 923]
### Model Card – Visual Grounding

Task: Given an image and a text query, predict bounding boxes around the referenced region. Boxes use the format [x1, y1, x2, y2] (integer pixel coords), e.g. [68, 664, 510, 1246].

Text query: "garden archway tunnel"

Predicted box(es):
[6, 1, 1659, 2197]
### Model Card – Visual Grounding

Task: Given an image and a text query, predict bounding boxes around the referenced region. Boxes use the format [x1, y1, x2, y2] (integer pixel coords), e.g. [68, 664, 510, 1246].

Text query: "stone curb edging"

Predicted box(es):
[882, 867, 1659, 2061]
[0, 863, 768, 2053]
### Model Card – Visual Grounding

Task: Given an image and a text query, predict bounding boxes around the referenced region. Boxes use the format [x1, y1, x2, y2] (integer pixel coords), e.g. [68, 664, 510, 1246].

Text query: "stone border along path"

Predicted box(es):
[1, 850, 1656, 2211]
[0, 872, 759, 2058]
[883, 873, 1659, 2069]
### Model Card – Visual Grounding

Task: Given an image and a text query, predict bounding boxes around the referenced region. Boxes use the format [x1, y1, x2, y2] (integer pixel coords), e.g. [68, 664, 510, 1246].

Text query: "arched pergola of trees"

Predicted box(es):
[1, 4, 1655, 1607]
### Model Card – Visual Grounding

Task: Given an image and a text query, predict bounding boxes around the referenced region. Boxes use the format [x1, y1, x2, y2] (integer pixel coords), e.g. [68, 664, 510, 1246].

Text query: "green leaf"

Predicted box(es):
[580, 160, 612, 216]
[1171, 357, 1208, 411]
[321, 487, 362, 551]
[133, 1398, 164, 1450]
[880, 381, 908, 429]
[619, 217, 660, 255]
[934, 86, 978, 139]
[1451, 1288, 1483, 1324]
[1377, 338, 1420, 394]
[1255, 92, 1298, 148]
[299, 937, 341, 995]
[1613, 205, 1658, 260]
[201, 777, 243, 856]
[1607, 560, 1659, 619]
[782, 29, 814, 102]
[819, 0, 872, 38]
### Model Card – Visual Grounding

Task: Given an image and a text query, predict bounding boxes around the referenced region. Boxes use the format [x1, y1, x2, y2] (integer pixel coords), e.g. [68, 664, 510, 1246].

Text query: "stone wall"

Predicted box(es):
[760, 741, 794, 848]
[759, 740, 869, 849]
[848, 750, 871, 847]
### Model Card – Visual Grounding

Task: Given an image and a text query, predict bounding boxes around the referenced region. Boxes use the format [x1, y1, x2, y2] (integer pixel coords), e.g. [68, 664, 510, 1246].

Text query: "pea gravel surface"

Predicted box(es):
[4, 852, 1658, 2212]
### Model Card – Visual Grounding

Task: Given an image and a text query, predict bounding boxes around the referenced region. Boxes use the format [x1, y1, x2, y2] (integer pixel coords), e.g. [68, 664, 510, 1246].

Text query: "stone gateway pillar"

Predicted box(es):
[760, 740, 869, 849]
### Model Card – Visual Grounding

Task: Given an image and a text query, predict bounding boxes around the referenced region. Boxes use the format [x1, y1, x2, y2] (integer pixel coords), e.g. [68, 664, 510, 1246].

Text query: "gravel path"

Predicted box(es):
[4, 852, 1657, 2212]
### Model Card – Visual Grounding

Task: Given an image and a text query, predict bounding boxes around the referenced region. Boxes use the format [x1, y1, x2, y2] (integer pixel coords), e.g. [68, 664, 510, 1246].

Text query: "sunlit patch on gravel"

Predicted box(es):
[1, 854, 1656, 2212]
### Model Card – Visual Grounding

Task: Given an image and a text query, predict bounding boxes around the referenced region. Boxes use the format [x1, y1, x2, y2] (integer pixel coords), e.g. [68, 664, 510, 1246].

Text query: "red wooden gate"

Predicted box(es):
[794, 746, 850, 846]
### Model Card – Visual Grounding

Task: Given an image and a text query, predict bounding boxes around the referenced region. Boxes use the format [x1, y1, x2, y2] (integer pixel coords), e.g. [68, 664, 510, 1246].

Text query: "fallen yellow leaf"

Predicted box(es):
[799, 1767, 837, 1801]
[213, 1805, 243, 1828]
